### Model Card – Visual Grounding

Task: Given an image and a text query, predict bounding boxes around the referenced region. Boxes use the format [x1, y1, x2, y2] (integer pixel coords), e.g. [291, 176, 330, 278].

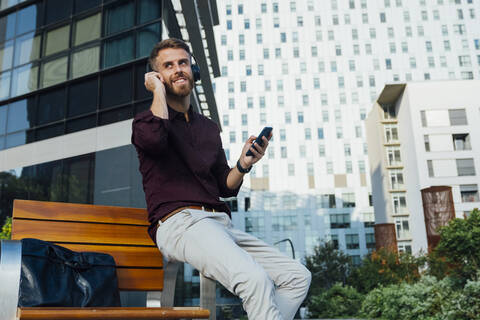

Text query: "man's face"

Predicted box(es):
[155, 48, 194, 97]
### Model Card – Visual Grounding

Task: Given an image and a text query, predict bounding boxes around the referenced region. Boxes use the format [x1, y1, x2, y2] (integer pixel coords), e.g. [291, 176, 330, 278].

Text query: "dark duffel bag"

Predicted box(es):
[18, 238, 121, 307]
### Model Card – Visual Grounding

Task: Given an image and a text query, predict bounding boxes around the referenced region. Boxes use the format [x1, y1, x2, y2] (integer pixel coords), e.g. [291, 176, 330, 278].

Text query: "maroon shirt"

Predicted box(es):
[131, 106, 241, 242]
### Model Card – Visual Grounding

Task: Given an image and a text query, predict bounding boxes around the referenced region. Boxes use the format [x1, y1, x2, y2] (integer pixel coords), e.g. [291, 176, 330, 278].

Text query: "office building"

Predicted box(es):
[212, 0, 480, 259]
[366, 80, 480, 254]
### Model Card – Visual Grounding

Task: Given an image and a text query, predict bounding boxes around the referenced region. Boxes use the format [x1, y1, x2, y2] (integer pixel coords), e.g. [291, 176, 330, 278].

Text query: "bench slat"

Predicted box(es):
[17, 307, 210, 319]
[12, 219, 154, 246]
[54, 243, 163, 268]
[117, 268, 163, 291]
[13, 199, 149, 225]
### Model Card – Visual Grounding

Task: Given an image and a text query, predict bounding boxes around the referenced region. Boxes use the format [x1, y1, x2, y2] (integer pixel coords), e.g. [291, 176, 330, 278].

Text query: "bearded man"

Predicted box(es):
[131, 38, 311, 319]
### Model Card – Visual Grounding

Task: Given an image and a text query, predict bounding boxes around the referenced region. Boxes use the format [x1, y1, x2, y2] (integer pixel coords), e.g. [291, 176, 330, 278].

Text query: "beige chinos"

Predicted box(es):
[156, 208, 311, 319]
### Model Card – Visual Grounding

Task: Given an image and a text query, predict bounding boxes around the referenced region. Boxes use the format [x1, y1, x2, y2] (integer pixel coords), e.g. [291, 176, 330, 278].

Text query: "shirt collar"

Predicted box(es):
[168, 105, 196, 122]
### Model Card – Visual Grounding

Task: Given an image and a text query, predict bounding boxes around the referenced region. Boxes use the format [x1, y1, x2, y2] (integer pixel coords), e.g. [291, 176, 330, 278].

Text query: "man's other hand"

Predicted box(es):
[239, 133, 272, 169]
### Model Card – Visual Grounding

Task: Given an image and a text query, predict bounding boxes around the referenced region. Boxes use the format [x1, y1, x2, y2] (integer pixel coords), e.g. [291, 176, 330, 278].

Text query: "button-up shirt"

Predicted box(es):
[131, 106, 241, 242]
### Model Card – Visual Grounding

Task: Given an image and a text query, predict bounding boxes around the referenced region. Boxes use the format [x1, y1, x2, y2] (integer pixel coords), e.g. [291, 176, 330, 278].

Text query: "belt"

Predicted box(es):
[160, 205, 216, 223]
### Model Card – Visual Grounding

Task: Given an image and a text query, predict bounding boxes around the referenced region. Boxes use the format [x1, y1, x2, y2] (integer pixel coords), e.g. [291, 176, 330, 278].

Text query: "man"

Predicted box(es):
[131, 38, 311, 319]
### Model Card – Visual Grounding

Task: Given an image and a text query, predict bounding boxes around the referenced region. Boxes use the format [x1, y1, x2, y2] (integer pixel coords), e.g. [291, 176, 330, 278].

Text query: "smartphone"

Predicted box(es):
[246, 126, 273, 156]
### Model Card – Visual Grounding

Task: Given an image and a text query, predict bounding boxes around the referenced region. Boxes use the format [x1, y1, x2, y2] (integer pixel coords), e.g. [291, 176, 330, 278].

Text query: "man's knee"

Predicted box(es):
[233, 266, 273, 296]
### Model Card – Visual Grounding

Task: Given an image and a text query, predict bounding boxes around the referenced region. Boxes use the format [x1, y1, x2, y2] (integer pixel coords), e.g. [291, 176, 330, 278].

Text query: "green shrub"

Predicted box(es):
[308, 283, 363, 319]
[0, 216, 12, 240]
[360, 276, 480, 320]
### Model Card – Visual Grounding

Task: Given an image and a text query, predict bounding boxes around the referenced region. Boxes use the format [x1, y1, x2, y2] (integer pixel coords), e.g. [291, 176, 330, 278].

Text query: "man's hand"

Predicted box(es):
[144, 72, 165, 95]
[239, 133, 272, 169]
[145, 72, 168, 119]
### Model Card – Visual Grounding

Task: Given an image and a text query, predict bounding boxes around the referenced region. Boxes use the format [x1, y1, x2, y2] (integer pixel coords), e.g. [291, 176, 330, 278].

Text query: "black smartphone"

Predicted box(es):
[246, 126, 273, 156]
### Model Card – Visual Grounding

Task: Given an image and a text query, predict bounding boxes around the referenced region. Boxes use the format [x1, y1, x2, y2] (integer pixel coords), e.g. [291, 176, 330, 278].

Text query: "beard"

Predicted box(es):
[165, 72, 194, 97]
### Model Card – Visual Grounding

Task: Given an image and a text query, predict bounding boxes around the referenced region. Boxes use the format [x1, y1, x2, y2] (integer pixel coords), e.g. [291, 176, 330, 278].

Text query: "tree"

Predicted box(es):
[308, 283, 363, 319]
[433, 208, 480, 282]
[348, 249, 422, 294]
[304, 240, 352, 297]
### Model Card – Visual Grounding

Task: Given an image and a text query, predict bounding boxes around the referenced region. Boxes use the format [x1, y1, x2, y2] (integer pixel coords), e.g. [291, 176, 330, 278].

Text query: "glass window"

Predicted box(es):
[103, 33, 134, 68]
[17, 4, 41, 35]
[0, 40, 14, 72]
[35, 123, 64, 141]
[45, 25, 71, 56]
[41, 55, 68, 88]
[457, 158, 475, 176]
[14, 33, 41, 66]
[6, 131, 27, 148]
[100, 67, 132, 109]
[137, 0, 161, 24]
[74, 0, 101, 14]
[0, 12, 16, 43]
[45, 0, 73, 25]
[0, 104, 6, 134]
[7, 99, 35, 133]
[99, 105, 133, 125]
[12, 64, 38, 96]
[74, 13, 101, 46]
[104, 0, 135, 35]
[68, 78, 98, 117]
[0, 71, 11, 100]
[71, 46, 100, 79]
[37, 88, 66, 125]
[136, 23, 161, 58]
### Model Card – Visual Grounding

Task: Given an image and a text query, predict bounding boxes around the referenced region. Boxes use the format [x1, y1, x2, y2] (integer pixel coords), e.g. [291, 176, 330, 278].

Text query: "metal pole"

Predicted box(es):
[274, 238, 295, 259]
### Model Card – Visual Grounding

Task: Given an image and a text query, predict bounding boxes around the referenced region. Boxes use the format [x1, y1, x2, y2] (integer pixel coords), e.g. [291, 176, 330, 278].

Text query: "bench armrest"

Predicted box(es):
[0, 240, 22, 320]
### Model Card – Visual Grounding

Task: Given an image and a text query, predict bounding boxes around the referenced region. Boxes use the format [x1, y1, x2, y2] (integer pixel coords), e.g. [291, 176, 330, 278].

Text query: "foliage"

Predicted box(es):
[308, 283, 363, 319]
[0, 216, 12, 240]
[347, 248, 423, 294]
[304, 240, 353, 297]
[433, 208, 480, 282]
[360, 275, 480, 320]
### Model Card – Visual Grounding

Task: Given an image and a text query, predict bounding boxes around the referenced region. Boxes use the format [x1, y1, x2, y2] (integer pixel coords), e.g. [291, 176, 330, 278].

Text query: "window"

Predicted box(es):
[366, 233, 376, 249]
[344, 143, 351, 156]
[453, 134, 471, 150]
[395, 218, 411, 239]
[75, 13, 101, 46]
[330, 214, 350, 228]
[288, 163, 295, 176]
[383, 124, 398, 143]
[460, 184, 479, 202]
[72, 46, 100, 79]
[387, 147, 402, 166]
[304, 128, 311, 140]
[281, 146, 287, 158]
[390, 169, 404, 190]
[297, 112, 304, 123]
[359, 160, 366, 173]
[41, 56, 68, 87]
[342, 193, 355, 207]
[229, 131, 236, 143]
[457, 159, 476, 176]
[458, 55, 472, 67]
[346, 234, 359, 249]
[449, 109, 467, 125]
[318, 144, 326, 156]
[327, 161, 333, 174]
[392, 194, 407, 214]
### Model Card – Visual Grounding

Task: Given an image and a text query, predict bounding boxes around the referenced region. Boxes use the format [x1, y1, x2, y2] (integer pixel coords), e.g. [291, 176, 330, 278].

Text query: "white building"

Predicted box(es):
[212, 0, 480, 260]
[366, 80, 480, 254]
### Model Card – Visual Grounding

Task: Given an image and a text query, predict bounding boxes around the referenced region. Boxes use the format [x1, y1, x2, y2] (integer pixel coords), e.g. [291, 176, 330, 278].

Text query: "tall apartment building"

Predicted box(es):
[366, 80, 480, 254]
[213, 0, 480, 258]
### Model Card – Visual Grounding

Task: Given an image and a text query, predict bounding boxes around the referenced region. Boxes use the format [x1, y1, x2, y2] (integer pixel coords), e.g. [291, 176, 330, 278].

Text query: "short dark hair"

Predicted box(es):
[149, 38, 191, 71]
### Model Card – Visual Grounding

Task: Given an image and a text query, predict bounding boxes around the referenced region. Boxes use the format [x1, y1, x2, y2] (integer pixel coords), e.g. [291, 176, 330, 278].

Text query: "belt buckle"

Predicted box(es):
[201, 206, 215, 213]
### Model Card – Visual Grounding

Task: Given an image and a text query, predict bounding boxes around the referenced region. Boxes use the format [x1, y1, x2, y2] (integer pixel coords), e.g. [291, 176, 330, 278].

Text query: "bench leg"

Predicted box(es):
[147, 259, 180, 307]
[0, 240, 22, 320]
[197, 273, 216, 320]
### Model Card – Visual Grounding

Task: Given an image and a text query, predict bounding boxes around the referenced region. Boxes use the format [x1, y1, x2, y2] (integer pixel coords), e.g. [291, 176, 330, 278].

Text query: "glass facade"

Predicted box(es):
[0, 0, 162, 150]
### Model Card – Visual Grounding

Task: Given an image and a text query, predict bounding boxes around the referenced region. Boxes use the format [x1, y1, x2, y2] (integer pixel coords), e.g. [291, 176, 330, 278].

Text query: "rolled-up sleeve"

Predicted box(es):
[212, 130, 242, 198]
[131, 110, 170, 156]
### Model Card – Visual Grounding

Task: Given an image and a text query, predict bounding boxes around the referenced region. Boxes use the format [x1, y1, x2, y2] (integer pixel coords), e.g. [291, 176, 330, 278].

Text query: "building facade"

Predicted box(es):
[366, 80, 480, 254]
[212, 0, 480, 260]
[0, 0, 226, 308]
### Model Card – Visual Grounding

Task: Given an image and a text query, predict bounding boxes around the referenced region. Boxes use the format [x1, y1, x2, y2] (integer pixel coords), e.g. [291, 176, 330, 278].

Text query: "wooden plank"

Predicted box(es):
[117, 268, 164, 291]
[13, 199, 149, 225]
[12, 220, 154, 246]
[54, 243, 163, 268]
[17, 307, 210, 319]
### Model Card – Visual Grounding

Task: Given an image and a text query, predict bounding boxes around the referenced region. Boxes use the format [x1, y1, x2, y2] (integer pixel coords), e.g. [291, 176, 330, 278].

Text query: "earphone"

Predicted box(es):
[146, 54, 201, 82]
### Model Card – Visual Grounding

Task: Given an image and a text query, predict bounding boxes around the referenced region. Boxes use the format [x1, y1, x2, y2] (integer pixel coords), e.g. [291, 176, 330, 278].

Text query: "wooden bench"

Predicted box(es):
[0, 199, 215, 320]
